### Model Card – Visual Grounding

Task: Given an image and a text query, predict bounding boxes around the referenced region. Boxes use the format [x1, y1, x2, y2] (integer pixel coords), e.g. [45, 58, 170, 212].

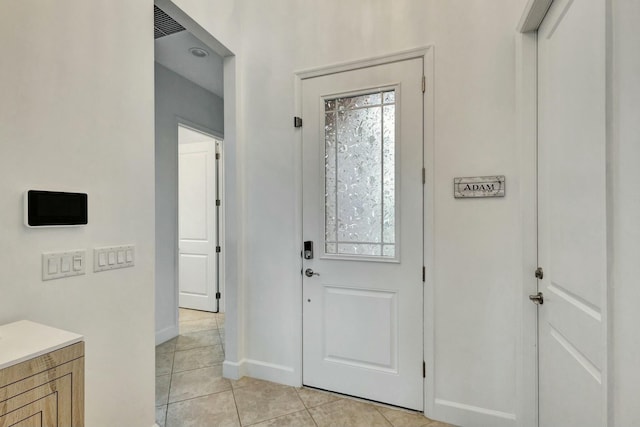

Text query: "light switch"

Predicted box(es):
[73, 256, 82, 271]
[61, 256, 71, 273]
[42, 250, 85, 281]
[47, 257, 58, 274]
[94, 245, 134, 273]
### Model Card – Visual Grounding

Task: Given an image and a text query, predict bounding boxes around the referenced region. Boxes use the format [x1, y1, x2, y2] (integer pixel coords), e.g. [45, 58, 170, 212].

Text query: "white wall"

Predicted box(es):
[425, 4, 524, 423]
[611, 0, 640, 424]
[174, 1, 527, 425]
[155, 62, 224, 343]
[0, 2, 155, 427]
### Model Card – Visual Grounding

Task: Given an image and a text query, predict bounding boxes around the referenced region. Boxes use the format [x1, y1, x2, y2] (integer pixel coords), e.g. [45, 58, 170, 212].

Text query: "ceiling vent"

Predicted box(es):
[154, 5, 185, 39]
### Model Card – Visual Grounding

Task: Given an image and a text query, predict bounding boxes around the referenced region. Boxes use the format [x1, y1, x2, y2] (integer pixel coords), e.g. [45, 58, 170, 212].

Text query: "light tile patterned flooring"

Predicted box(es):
[156, 308, 452, 427]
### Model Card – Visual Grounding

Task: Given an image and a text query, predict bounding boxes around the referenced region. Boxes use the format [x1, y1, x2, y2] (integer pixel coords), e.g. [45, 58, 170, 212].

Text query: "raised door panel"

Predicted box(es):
[179, 150, 209, 240]
[323, 286, 397, 371]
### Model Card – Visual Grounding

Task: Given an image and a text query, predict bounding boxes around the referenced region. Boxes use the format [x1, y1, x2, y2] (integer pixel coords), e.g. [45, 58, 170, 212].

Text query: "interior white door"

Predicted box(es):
[178, 131, 217, 312]
[537, 1, 606, 425]
[302, 58, 424, 410]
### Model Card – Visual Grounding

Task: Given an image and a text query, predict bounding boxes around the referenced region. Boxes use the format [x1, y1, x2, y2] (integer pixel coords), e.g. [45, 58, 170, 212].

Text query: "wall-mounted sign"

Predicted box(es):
[454, 175, 505, 198]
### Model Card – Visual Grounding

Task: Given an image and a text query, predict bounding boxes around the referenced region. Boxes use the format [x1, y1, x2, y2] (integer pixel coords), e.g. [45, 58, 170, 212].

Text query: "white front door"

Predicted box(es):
[178, 126, 219, 312]
[536, 0, 607, 425]
[302, 58, 424, 410]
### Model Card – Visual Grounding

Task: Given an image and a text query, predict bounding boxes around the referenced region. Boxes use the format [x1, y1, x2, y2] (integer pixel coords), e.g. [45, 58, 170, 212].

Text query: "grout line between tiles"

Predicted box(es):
[178, 329, 218, 336]
[164, 348, 176, 408]
[308, 408, 319, 427]
[374, 406, 395, 427]
[230, 384, 243, 426]
[241, 408, 308, 427]
[172, 365, 223, 375]
[167, 387, 233, 406]
[162, 404, 168, 427]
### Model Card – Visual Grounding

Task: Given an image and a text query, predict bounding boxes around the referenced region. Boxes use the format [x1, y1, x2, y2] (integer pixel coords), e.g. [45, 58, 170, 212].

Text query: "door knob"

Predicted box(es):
[529, 292, 544, 305]
[305, 268, 319, 278]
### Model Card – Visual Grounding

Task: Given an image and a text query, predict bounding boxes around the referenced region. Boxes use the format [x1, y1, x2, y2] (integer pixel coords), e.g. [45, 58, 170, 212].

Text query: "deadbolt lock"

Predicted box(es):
[535, 267, 544, 280]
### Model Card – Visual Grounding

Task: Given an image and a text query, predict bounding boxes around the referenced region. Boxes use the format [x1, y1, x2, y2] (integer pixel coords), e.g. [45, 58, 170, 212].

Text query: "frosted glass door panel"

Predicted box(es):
[324, 90, 396, 258]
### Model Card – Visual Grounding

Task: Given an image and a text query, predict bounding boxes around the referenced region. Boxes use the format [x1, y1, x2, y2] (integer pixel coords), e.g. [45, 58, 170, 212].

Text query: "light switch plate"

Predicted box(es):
[42, 250, 86, 281]
[94, 245, 135, 272]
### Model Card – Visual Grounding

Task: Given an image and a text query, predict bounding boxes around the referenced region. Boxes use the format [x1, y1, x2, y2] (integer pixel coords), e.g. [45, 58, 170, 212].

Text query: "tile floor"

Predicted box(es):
[156, 308, 453, 427]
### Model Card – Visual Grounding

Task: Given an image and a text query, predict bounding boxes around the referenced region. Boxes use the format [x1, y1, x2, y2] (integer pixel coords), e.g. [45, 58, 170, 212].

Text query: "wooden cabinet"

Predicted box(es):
[0, 342, 84, 427]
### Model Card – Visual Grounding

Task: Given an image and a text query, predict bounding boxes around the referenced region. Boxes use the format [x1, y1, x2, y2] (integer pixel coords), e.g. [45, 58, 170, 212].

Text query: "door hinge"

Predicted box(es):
[294, 116, 303, 128]
[215, 292, 221, 300]
[422, 167, 426, 184]
[422, 266, 426, 282]
[216, 199, 221, 206]
[216, 246, 221, 253]
[423, 361, 426, 378]
[422, 76, 426, 93]
[215, 153, 220, 160]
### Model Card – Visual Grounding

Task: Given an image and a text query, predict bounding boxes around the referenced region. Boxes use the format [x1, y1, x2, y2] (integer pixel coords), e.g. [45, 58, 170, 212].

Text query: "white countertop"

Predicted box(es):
[0, 320, 83, 370]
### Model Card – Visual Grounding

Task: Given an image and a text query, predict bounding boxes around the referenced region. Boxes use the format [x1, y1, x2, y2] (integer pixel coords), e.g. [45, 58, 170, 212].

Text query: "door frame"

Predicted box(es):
[293, 46, 435, 414]
[515, 14, 539, 427]
[516, 2, 612, 426]
[176, 120, 225, 313]
[153, 0, 242, 376]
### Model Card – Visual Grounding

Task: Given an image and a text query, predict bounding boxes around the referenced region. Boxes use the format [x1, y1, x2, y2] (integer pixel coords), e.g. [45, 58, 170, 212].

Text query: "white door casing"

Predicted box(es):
[178, 128, 218, 312]
[536, 0, 607, 426]
[301, 57, 424, 410]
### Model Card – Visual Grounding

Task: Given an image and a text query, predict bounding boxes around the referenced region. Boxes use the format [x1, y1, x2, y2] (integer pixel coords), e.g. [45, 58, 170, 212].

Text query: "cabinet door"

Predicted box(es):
[0, 392, 58, 427]
[0, 358, 83, 427]
[0, 375, 72, 427]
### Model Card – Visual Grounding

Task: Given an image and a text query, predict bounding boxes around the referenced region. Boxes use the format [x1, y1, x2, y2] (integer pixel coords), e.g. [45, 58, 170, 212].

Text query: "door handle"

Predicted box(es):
[305, 268, 319, 278]
[529, 292, 544, 305]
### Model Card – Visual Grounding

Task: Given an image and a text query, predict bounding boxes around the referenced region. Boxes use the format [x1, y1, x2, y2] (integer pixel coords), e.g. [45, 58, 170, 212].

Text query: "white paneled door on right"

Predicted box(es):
[302, 57, 424, 410]
[178, 127, 218, 312]
[537, 0, 607, 426]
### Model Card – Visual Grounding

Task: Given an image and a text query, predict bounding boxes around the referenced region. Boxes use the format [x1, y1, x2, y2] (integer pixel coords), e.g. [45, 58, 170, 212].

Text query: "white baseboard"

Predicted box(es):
[155, 324, 179, 346]
[222, 359, 243, 380]
[432, 398, 516, 427]
[223, 358, 299, 387]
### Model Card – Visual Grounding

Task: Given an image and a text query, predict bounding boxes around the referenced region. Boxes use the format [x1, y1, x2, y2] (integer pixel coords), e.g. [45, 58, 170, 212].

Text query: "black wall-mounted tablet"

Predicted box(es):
[25, 190, 88, 227]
